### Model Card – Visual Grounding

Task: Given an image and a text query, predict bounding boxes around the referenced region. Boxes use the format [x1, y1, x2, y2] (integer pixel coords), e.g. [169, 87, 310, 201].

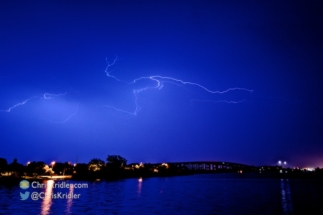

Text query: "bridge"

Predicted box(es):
[167, 161, 255, 172]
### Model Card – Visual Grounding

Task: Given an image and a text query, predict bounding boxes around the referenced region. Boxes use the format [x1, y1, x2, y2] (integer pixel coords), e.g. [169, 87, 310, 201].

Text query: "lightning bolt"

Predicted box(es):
[190, 99, 247, 105]
[1, 92, 68, 113]
[104, 57, 253, 116]
[51, 104, 79, 124]
[43, 92, 67, 100]
[0, 96, 38, 113]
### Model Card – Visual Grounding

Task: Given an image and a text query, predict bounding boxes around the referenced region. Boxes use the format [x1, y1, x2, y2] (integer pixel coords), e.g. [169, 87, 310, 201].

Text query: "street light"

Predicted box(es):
[278, 160, 282, 165]
[51, 161, 56, 168]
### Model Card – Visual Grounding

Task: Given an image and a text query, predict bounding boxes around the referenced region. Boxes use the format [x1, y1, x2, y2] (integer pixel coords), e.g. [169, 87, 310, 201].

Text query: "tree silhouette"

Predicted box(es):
[26, 161, 46, 176]
[106, 155, 127, 169]
[0, 158, 8, 174]
[8, 158, 24, 177]
[88, 158, 105, 171]
[53, 162, 73, 175]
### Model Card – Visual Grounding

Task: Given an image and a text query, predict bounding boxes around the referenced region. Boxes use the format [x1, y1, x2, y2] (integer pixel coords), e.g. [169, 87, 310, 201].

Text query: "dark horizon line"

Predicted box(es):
[1, 156, 320, 168]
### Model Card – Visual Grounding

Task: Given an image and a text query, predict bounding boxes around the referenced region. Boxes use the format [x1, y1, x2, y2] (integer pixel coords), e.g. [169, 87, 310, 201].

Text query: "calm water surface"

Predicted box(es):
[1, 174, 322, 215]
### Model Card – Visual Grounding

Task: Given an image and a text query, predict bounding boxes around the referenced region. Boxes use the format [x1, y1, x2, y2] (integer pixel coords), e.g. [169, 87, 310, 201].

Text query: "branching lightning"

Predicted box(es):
[1, 57, 253, 120]
[104, 57, 253, 116]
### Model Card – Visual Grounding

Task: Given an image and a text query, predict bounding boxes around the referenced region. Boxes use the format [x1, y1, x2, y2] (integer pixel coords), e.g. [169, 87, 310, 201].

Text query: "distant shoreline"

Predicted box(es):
[1, 156, 322, 185]
[1, 170, 322, 186]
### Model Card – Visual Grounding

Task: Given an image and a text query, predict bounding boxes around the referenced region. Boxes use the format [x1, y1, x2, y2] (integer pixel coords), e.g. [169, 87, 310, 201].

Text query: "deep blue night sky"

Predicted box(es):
[1, 1, 322, 167]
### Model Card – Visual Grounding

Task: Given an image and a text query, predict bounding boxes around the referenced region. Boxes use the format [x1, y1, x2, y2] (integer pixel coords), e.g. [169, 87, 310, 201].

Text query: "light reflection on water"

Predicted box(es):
[0, 174, 322, 214]
[65, 183, 74, 215]
[280, 179, 293, 215]
[41, 180, 54, 215]
[137, 177, 142, 197]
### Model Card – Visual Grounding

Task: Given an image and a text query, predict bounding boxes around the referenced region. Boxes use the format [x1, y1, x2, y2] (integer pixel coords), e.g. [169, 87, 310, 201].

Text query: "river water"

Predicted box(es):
[0, 173, 322, 214]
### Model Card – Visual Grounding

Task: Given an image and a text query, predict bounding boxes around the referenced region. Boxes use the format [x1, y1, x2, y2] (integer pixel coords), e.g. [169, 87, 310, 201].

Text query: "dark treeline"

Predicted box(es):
[1, 156, 323, 181]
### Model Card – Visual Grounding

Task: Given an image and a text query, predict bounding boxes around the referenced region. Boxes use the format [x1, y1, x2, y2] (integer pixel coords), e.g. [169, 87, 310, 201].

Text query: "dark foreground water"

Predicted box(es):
[1, 173, 323, 215]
